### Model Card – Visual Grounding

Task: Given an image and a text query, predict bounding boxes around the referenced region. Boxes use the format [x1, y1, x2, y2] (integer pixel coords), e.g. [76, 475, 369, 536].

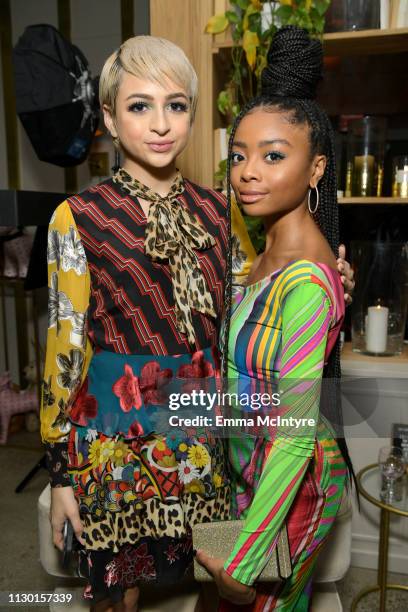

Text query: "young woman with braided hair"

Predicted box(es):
[196, 26, 354, 610]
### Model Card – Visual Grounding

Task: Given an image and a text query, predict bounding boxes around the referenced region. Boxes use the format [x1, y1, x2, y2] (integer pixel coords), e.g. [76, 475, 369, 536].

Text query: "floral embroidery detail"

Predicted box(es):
[85, 428, 97, 443]
[177, 351, 214, 379]
[111, 440, 129, 467]
[61, 226, 87, 275]
[88, 439, 103, 467]
[164, 542, 183, 565]
[42, 376, 56, 407]
[184, 478, 205, 495]
[188, 444, 210, 468]
[177, 351, 215, 392]
[48, 272, 74, 330]
[47, 272, 86, 347]
[231, 233, 247, 274]
[70, 311, 86, 348]
[178, 459, 199, 484]
[69, 380, 98, 426]
[104, 543, 156, 587]
[111, 466, 124, 480]
[112, 365, 142, 412]
[47, 229, 61, 268]
[100, 440, 115, 463]
[51, 398, 71, 434]
[213, 472, 223, 488]
[126, 421, 144, 438]
[166, 429, 185, 451]
[139, 362, 173, 405]
[56, 349, 84, 390]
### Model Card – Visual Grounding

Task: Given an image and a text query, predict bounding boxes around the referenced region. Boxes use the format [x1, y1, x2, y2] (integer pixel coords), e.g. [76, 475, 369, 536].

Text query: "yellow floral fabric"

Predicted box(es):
[41, 201, 93, 443]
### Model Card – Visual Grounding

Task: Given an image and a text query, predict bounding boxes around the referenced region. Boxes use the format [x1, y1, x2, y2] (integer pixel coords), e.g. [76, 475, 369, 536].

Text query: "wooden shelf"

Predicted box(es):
[213, 27, 408, 56]
[341, 341, 408, 364]
[339, 197, 408, 205]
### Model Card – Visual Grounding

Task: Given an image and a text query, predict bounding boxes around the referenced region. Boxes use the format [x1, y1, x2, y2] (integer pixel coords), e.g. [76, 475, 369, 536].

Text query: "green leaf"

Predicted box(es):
[205, 14, 229, 34]
[248, 11, 262, 33]
[315, 0, 329, 17]
[225, 10, 240, 24]
[236, 0, 250, 9]
[275, 5, 293, 23]
[232, 104, 241, 117]
[313, 13, 325, 32]
[217, 90, 231, 115]
[214, 158, 228, 183]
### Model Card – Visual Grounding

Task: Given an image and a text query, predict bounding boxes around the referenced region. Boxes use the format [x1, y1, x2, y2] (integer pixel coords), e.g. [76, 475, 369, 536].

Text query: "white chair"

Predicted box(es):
[39, 484, 351, 611]
[312, 490, 352, 611]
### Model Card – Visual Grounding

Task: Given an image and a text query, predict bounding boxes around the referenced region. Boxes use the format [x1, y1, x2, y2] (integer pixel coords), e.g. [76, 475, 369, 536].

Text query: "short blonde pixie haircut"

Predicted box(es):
[99, 36, 198, 121]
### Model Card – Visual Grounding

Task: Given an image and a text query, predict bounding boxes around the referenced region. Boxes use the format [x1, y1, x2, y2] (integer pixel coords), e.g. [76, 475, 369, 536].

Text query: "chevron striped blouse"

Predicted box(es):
[224, 261, 344, 585]
[41, 177, 255, 444]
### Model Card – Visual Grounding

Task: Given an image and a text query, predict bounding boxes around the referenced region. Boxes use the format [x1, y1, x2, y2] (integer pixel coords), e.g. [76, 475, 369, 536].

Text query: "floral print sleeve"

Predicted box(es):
[41, 201, 93, 486]
[231, 196, 256, 285]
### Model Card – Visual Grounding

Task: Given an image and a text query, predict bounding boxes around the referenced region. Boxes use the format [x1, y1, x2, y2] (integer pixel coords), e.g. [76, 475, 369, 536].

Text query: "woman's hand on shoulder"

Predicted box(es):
[51, 486, 85, 550]
[195, 549, 256, 605]
[337, 244, 355, 305]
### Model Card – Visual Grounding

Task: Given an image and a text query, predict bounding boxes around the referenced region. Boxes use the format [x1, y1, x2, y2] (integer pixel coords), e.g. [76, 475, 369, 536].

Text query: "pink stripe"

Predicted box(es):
[284, 302, 326, 351]
[280, 326, 328, 376]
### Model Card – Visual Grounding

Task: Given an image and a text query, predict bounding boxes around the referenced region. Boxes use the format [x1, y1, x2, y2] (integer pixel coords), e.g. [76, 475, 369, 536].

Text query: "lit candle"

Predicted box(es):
[366, 305, 389, 353]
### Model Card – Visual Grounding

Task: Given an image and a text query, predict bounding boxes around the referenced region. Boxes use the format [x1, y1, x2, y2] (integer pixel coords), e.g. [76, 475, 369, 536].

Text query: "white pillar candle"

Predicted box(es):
[366, 305, 389, 353]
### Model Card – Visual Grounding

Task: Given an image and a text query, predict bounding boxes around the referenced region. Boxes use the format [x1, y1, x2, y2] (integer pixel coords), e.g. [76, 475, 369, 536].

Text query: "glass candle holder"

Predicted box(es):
[392, 155, 408, 198]
[346, 116, 387, 197]
[351, 241, 408, 355]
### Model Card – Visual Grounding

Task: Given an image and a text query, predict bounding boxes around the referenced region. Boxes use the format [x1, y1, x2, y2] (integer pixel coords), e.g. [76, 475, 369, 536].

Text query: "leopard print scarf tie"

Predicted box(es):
[113, 168, 217, 345]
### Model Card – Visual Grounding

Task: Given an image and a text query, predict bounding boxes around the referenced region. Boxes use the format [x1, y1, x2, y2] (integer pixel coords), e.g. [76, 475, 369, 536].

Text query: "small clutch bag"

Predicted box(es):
[192, 520, 292, 582]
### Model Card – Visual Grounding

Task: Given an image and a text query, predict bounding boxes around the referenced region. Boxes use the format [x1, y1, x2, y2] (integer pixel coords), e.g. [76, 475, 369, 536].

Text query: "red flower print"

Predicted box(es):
[177, 351, 214, 378]
[177, 351, 215, 393]
[126, 421, 144, 438]
[69, 379, 98, 426]
[113, 365, 142, 412]
[104, 543, 156, 588]
[139, 361, 173, 405]
[164, 542, 182, 564]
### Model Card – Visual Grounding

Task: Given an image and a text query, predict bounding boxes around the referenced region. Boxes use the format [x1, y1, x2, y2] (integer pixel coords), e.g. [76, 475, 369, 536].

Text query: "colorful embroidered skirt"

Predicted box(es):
[66, 346, 231, 602]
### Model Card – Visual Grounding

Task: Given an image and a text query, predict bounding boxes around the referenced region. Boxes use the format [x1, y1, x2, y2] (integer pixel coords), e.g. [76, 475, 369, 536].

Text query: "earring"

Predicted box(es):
[111, 141, 120, 173]
[308, 186, 319, 214]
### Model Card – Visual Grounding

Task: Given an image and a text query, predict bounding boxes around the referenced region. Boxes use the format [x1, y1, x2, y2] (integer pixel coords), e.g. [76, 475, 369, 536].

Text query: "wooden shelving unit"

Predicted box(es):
[339, 197, 408, 205]
[150, 3, 408, 189]
[213, 27, 408, 56]
[341, 341, 408, 364]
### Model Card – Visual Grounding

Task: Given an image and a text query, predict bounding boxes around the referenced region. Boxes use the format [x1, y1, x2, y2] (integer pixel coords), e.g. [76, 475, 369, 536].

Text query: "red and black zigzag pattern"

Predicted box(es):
[68, 178, 228, 356]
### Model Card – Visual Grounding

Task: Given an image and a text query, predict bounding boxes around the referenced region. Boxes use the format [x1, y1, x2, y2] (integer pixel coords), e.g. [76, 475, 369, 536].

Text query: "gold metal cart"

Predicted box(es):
[351, 463, 408, 611]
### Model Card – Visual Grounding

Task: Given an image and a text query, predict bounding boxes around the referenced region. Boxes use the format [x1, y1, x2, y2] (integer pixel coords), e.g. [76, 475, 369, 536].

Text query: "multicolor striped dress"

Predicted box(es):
[222, 260, 347, 611]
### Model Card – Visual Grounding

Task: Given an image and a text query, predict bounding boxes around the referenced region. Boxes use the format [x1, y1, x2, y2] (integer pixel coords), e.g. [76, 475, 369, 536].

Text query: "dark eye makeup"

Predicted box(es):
[264, 151, 286, 163]
[127, 101, 189, 113]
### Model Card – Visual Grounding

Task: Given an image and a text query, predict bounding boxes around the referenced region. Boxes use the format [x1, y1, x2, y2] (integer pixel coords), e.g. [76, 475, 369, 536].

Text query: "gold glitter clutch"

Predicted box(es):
[193, 520, 292, 582]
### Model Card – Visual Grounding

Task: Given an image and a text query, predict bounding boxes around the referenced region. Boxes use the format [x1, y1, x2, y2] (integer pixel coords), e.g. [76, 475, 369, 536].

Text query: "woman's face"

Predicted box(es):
[104, 72, 192, 174]
[230, 107, 326, 218]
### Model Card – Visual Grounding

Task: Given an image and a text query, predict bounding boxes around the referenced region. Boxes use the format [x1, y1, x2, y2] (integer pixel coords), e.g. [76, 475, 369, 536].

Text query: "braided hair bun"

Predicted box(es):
[261, 26, 323, 101]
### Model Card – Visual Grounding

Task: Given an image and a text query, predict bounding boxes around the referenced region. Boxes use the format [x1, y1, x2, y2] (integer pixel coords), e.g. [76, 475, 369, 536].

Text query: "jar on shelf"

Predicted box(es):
[351, 241, 408, 356]
[325, 0, 380, 32]
[392, 155, 408, 198]
[346, 116, 387, 197]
